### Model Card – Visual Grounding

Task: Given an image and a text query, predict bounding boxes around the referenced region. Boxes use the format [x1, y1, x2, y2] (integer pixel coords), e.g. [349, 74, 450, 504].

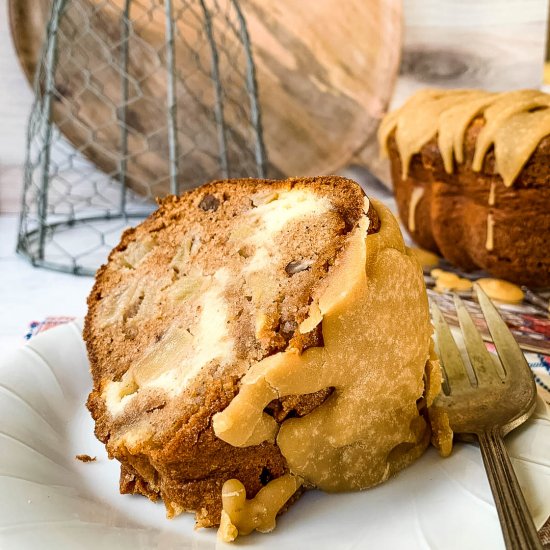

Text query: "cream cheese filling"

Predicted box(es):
[103, 269, 234, 417]
[243, 189, 331, 274]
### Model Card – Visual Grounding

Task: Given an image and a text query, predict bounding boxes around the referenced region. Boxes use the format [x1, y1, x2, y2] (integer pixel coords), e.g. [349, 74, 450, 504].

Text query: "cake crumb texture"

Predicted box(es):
[75, 454, 96, 463]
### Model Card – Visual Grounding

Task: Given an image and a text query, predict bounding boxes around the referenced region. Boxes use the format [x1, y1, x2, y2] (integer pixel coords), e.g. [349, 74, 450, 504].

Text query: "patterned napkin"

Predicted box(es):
[24, 317, 77, 340]
[528, 352, 550, 404]
[24, 316, 550, 546]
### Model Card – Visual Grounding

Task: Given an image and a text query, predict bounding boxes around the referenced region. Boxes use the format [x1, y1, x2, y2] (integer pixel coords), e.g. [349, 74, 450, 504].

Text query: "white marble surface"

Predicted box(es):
[0, 215, 94, 350]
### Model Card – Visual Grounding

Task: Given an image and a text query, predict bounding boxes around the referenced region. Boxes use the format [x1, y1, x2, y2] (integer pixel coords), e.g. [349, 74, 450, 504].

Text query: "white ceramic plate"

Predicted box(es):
[1, 321, 549, 550]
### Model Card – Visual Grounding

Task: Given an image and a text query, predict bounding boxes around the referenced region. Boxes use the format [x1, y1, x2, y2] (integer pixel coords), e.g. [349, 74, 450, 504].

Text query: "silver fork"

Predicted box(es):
[431, 283, 541, 550]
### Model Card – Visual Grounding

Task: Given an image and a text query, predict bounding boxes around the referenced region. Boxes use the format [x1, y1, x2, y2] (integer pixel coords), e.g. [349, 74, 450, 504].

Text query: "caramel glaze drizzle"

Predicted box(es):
[378, 89, 550, 187]
[408, 186, 424, 232]
[486, 182, 496, 251]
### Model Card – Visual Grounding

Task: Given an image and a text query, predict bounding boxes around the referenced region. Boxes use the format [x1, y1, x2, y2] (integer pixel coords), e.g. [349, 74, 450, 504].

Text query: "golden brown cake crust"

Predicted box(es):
[387, 115, 550, 287]
[85, 176, 374, 526]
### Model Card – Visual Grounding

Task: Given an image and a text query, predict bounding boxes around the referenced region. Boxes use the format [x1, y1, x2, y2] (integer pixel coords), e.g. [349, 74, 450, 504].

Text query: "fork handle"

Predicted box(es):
[477, 429, 543, 550]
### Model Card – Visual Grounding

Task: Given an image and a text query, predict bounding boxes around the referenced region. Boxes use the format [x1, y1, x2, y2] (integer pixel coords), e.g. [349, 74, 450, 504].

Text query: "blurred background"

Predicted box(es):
[1, 0, 548, 215]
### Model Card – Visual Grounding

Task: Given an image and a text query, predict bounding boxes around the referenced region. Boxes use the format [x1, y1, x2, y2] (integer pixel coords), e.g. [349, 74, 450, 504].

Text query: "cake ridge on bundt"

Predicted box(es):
[379, 88, 550, 286]
[85, 176, 447, 537]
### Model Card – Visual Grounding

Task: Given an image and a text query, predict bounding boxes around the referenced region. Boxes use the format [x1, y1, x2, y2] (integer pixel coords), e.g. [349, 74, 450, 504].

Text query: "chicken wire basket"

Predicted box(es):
[17, 0, 266, 275]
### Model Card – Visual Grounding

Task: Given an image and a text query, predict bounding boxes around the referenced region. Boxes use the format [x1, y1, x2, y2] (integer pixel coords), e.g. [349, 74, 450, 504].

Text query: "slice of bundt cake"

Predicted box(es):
[85, 176, 448, 539]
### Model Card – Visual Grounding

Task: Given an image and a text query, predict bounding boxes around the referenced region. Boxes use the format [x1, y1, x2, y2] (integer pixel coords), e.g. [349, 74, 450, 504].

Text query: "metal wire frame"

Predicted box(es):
[17, 0, 267, 276]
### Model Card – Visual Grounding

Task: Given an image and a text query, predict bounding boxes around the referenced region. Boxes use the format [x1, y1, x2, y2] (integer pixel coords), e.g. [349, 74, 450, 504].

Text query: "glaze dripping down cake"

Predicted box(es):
[378, 89, 550, 287]
[85, 176, 449, 540]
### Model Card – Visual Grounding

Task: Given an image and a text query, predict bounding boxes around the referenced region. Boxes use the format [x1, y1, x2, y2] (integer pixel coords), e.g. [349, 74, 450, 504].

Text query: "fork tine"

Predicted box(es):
[453, 294, 505, 385]
[474, 283, 531, 384]
[430, 300, 471, 393]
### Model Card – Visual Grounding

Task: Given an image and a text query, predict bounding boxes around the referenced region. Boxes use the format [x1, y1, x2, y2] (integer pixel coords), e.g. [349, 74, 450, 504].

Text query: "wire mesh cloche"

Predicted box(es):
[18, 0, 267, 275]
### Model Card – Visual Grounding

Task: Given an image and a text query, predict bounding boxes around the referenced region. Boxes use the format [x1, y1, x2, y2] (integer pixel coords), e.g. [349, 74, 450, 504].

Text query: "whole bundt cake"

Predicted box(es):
[379, 89, 550, 287]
